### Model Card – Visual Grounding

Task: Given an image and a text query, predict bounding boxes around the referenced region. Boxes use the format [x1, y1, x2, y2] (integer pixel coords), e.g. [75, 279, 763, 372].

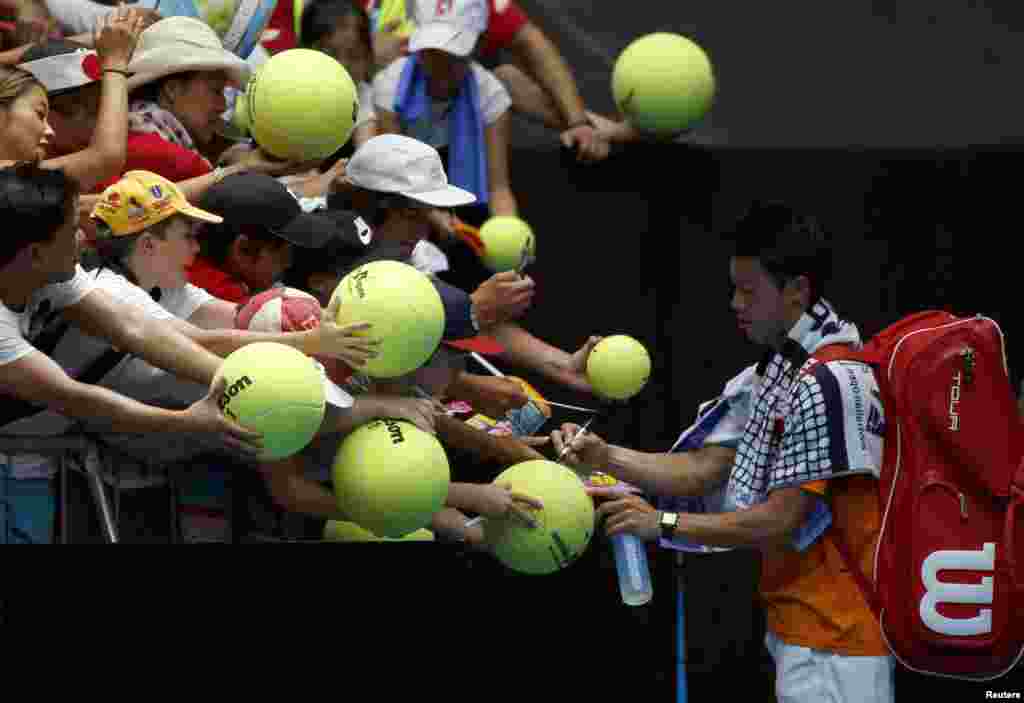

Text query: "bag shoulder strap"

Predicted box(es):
[826, 529, 881, 618]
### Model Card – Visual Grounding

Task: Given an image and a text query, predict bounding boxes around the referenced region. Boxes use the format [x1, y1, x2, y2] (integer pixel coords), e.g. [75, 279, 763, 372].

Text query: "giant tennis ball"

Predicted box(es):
[231, 89, 250, 135]
[323, 520, 434, 542]
[485, 460, 595, 575]
[332, 419, 450, 538]
[213, 342, 326, 460]
[247, 48, 359, 161]
[478, 216, 536, 273]
[612, 33, 715, 136]
[330, 260, 445, 378]
[586, 335, 651, 400]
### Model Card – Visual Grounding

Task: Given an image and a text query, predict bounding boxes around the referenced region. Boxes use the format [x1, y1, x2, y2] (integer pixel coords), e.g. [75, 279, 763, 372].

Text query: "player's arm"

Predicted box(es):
[62, 288, 221, 385]
[434, 413, 544, 468]
[319, 394, 437, 437]
[662, 486, 816, 548]
[506, 22, 588, 130]
[183, 298, 377, 370]
[489, 323, 595, 394]
[594, 484, 818, 549]
[606, 443, 736, 497]
[375, 109, 402, 136]
[178, 305, 319, 356]
[0, 349, 196, 434]
[257, 456, 350, 522]
[553, 424, 735, 498]
[484, 112, 517, 217]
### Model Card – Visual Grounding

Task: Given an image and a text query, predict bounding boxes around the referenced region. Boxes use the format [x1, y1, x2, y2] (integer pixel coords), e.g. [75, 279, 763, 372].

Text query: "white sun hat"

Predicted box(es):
[345, 134, 477, 208]
[126, 16, 252, 90]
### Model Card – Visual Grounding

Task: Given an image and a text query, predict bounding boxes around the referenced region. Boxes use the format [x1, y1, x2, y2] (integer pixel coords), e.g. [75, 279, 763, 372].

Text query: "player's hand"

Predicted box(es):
[318, 295, 381, 368]
[218, 144, 315, 176]
[591, 490, 660, 541]
[183, 376, 264, 458]
[427, 208, 458, 241]
[314, 320, 380, 369]
[371, 19, 407, 70]
[94, 3, 144, 70]
[452, 373, 530, 419]
[378, 397, 438, 435]
[550, 422, 610, 470]
[472, 482, 544, 528]
[557, 335, 601, 394]
[470, 271, 535, 328]
[560, 123, 610, 163]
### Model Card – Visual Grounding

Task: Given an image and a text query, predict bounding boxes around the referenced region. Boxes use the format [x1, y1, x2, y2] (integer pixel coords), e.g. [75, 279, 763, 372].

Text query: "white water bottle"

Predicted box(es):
[611, 532, 653, 606]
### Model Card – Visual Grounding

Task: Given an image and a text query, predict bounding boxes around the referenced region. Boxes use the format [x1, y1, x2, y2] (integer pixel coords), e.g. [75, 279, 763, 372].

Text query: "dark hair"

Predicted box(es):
[92, 215, 180, 282]
[723, 201, 832, 306]
[300, 0, 372, 52]
[281, 229, 369, 290]
[198, 222, 285, 265]
[0, 65, 45, 110]
[0, 164, 80, 268]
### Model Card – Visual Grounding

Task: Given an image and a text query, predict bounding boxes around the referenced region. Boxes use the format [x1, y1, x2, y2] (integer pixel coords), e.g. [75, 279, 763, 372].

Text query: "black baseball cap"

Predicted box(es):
[199, 173, 372, 249]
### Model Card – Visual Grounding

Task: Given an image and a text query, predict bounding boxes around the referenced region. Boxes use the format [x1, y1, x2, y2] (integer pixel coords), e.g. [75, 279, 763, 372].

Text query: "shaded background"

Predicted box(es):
[33, 1, 1017, 695]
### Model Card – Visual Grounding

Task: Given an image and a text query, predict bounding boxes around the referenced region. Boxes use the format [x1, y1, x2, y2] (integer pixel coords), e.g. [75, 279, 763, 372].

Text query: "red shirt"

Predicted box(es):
[95, 132, 212, 193]
[264, 0, 528, 56]
[187, 256, 251, 305]
[477, 0, 529, 57]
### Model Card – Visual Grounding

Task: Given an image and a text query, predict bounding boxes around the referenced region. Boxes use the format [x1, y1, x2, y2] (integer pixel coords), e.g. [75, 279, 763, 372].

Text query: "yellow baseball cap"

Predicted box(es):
[90, 170, 223, 237]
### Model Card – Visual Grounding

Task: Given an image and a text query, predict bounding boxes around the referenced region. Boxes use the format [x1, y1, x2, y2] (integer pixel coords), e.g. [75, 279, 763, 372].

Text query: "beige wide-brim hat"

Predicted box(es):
[126, 16, 252, 91]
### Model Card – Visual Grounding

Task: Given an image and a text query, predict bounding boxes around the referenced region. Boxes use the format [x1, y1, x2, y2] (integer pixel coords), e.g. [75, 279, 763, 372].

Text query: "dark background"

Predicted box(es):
[18, 2, 1019, 694]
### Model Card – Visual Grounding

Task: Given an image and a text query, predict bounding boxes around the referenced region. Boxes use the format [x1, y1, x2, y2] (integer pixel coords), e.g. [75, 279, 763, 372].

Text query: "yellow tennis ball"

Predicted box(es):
[612, 32, 715, 136]
[213, 342, 326, 460]
[332, 419, 450, 538]
[485, 460, 595, 575]
[322, 520, 435, 542]
[247, 48, 359, 161]
[330, 259, 445, 378]
[586, 335, 651, 400]
[478, 216, 536, 273]
[232, 90, 250, 134]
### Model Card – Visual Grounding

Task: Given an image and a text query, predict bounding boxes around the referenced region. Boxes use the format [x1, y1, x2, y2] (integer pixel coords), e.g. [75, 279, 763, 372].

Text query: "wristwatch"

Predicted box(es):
[659, 511, 680, 539]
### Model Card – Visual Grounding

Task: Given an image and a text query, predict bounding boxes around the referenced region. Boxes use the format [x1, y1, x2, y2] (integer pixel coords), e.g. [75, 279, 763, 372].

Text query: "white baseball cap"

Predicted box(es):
[345, 134, 476, 208]
[408, 0, 489, 57]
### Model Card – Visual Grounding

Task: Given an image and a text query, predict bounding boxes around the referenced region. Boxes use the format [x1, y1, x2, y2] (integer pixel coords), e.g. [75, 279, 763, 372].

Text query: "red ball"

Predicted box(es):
[234, 287, 354, 386]
[235, 287, 322, 333]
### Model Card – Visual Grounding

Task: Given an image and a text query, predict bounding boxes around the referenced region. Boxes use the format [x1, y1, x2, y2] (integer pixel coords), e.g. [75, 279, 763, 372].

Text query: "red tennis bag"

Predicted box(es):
[818, 311, 1024, 680]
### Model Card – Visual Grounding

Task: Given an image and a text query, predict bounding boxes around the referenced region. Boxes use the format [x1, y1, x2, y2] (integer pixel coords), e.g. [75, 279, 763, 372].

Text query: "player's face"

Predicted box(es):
[47, 84, 101, 155]
[236, 238, 293, 292]
[147, 215, 200, 289]
[0, 85, 54, 163]
[729, 256, 788, 347]
[381, 206, 433, 259]
[33, 198, 82, 283]
[316, 13, 371, 84]
[165, 71, 229, 147]
[419, 49, 471, 100]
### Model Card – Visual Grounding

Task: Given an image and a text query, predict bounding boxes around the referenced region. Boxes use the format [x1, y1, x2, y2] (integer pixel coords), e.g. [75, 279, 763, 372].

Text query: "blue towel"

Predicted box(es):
[394, 55, 489, 204]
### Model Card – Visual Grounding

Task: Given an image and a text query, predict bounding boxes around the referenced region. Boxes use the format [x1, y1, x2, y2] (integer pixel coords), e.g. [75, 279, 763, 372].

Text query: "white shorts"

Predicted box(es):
[765, 631, 895, 703]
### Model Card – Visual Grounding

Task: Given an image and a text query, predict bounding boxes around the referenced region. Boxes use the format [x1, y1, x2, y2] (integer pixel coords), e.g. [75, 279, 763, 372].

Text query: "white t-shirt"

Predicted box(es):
[0, 264, 95, 367]
[0, 269, 212, 476]
[356, 81, 376, 129]
[373, 57, 511, 149]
